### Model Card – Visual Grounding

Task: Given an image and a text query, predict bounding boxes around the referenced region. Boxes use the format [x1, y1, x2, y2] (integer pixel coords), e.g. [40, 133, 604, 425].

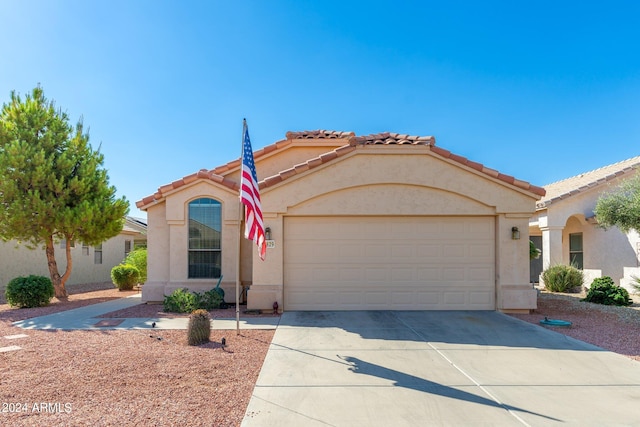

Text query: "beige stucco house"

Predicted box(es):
[530, 156, 640, 291]
[137, 130, 545, 313]
[0, 216, 147, 289]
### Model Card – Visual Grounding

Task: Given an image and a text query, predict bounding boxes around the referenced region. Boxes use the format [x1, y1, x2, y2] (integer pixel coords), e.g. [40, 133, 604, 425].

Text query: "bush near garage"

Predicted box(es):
[541, 264, 583, 293]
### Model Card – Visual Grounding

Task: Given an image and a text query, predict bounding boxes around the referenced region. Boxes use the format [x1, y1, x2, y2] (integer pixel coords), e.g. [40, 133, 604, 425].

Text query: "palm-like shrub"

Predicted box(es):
[541, 264, 583, 293]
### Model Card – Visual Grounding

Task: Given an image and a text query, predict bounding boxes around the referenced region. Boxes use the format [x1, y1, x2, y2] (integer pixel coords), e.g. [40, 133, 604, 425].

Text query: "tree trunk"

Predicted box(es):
[45, 236, 67, 299]
[60, 237, 73, 291]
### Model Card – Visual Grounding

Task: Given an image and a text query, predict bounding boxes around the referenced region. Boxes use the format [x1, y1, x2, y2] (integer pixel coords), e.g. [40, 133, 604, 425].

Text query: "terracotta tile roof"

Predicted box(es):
[536, 155, 640, 209]
[427, 145, 545, 197]
[135, 169, 238, 209]
[136, 129, 546, 209]
[286, 130, 356, 140]
[261, 144, 357, 188]
[211, 130, 355, 175]
[258, 132, 544, 196]
[354, 132, 435, 145]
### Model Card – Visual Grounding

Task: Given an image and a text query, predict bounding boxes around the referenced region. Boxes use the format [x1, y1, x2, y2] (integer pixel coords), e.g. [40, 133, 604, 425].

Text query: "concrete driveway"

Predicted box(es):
[242, 311, 640, 426]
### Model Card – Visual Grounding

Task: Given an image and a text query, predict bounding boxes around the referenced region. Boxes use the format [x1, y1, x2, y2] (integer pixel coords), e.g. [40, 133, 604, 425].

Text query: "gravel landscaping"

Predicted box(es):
[509, 289, 640, 362]
[0, 283, 274, 427]
[2, 283, 640, 426]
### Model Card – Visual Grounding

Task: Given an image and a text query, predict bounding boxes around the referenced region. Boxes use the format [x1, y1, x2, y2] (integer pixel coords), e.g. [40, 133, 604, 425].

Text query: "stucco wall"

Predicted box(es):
[220, 142, 348, 183]
[262, 146, 536, 215]
[0, 233, 137, 289]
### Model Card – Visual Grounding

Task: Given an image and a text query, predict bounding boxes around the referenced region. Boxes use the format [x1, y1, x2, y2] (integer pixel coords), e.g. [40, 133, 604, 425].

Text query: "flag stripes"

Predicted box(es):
[240, 121, 266, 260]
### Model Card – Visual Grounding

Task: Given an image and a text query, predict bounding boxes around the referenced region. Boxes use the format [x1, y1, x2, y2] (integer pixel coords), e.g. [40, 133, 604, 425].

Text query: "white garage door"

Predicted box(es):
[284, 216, 495, 310]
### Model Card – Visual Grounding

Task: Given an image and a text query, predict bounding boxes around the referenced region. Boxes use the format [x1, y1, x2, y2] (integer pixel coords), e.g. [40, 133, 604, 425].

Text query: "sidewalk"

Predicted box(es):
[12, 294, 281, 330]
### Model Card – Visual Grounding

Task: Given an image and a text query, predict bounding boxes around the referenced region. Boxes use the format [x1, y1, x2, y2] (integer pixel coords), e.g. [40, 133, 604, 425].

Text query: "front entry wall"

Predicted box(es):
[283, 216, 496, 310]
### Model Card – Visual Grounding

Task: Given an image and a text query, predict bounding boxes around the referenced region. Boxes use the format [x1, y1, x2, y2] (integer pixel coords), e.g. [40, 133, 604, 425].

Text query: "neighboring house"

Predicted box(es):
[529, 156, 640, 291]
[0, 216, 147, 289]
[137, 130, 545, 313]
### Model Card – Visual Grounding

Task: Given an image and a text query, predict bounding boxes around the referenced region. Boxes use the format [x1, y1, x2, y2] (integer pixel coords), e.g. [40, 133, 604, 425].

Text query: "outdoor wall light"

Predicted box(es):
[265, 227, 272, 240]
[511, 226, 520, 240]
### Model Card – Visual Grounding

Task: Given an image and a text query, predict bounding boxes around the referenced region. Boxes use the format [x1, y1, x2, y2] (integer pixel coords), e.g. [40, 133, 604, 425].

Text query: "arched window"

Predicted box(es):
[188, 198, 221, 278]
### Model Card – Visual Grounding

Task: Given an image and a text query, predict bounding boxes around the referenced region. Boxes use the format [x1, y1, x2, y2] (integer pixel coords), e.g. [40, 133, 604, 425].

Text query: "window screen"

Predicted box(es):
[188, 198, 222, 278]
[569, 233, 583, 269]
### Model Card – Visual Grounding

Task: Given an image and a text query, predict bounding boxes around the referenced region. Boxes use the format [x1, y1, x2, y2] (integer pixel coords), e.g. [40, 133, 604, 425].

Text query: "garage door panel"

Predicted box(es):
[391, 268, 415, 281]
[418, 244, 440, 257]
[339, 244, 362, 257]
[417, 292, 441, 305]
[313, 269, 340, 281]
[444, 292, 466, 305]
[391, 245, 413, 258]
[418, 267, 441, 280]
[470, 291, 493, 305]
[469, 266, 493, 281]
[443, 267, 466, 280]
[339, 268, 363, 281]
[284, 217, 495, 310]
[469, 243, 493, 258]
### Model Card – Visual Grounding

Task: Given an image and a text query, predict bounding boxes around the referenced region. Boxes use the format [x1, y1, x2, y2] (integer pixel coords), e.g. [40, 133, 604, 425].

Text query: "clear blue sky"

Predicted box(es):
[2, 1, 639, 219]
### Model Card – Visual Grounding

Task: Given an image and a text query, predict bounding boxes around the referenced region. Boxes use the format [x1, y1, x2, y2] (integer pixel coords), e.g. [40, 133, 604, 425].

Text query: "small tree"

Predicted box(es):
[123, 248, 147, 284]
[594, 176, 640, 233]
[0, 86, 129, 298]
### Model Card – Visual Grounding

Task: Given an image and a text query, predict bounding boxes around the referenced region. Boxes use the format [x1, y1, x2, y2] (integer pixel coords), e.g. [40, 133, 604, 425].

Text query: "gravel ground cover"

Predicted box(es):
[509, 289, 640, 362]
[2, 283, 640, 426]
[0, 283, 274, 427]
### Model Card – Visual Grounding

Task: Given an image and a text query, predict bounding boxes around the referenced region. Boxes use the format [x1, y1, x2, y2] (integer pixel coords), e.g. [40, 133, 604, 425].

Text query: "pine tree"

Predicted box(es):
[0, 86, 129, 298]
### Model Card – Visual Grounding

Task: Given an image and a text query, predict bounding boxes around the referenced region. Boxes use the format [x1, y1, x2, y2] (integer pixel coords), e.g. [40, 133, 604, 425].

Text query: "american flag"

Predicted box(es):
[240, 121, 266, 260]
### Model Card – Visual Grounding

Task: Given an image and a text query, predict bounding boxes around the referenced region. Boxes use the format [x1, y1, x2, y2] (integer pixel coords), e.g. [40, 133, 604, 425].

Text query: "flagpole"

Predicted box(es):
[236, 119, 247, 335]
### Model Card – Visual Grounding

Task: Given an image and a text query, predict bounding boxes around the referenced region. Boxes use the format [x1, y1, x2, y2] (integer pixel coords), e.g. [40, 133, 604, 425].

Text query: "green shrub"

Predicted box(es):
[583, 276, 632, 306]
[187, 309, 211, 346]
[198, 288, 224, 310]
[110, 264, 140, 291]
[163, 288, 199, 313]
[541, 264, 583, 293]
[5, 275, 55, 308]
[163, 288, 224, 313]
[123, 249, 147, 284]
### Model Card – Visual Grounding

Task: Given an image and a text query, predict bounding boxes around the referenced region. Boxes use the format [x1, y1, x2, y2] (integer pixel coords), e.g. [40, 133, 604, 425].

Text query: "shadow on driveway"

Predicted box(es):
[341, 355, 561, 423]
